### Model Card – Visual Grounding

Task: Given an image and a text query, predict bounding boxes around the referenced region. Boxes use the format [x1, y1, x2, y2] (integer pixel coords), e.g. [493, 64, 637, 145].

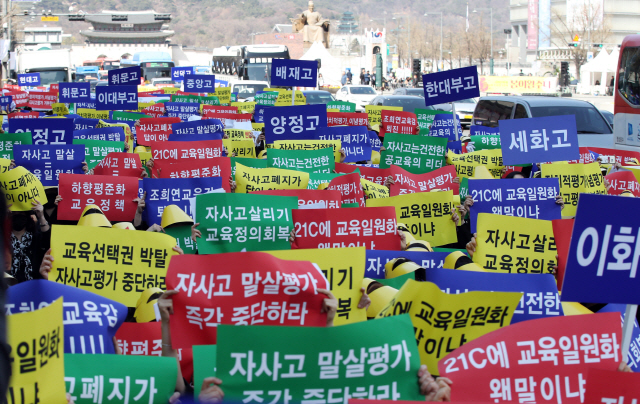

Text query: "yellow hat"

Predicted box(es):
[161, 205, 193, 229]
[77, 204, 112, 228]
[371, 150, 380, 164]
[620, 190, 635, 197]
[113, 222, 136, 230]
[397, 222, 416, 244]
[405, 240, 433, 252]
[365, 281, 398, 318]
[627, 158, 639, 165]
[134, 146, 148, 154]
[134, 287, 164, 323]
[443, 251, 487, 272]
[472, 165, 495, 179]
[258, 150, 268, 159]
[317, 182, 330, 190]
[385, 258, 422, 279]
[561, 301, 593, 315]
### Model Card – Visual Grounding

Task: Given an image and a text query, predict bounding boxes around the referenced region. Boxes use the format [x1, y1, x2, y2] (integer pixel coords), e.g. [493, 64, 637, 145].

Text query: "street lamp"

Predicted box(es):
[424, 12, 443, 72]
[392, 14, 411, 70]
[473, 7, 493, 75]
[504, 29, 512, 76]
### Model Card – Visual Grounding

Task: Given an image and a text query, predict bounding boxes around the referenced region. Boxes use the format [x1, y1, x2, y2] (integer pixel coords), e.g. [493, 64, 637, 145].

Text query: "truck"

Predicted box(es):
[212, 44, 290, 83]
[120, 52, 175, 83]
[613, 34, 640, 152]
[15, 48, 74, 86]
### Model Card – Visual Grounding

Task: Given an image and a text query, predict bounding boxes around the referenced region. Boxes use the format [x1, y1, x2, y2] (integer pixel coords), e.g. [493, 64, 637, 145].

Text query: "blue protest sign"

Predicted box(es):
[315, 126, 372, 163]
[430, 114, 462, 141]
[165, 102, 200, 121]
[0, 95, 12, 107]
[264, 104, 327, 142]
[17, 73, 41, 87]
[6, 279, 126, 354]
[73, 118, 99, 131]
[73, 127, 125, 142]
[368, 131, 381, 152]
[254, 105, 270, 124]
[9, 117, 75, 145]
[469, 125, 499, 136]
[271, 58, 318, 87]
[365, 250, 450, 279]
[14, 144, 85, 186]
[467, 178, 562, 233]
[562, 194, 640, 304]
[170, 119, 224, 141]
[423, 267, 563, 323]
[217, 79, 229, 87]
[422, 66, 479, 104]
[184, 74, 216, 93]
[499, 115, 580, 165]
[599, 303, 640, 371]
[142, 177, 223, 225]
[96, 85, 138, 110]
[171, 66, 194, 81]
[59, 83, 91, 103]
[108, 65, 141, 86]
[75, 101, 96, 110]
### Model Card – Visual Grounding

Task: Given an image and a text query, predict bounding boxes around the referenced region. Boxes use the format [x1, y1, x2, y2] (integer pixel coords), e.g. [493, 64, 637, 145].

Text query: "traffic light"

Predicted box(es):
[412, 58, 421, 73]
[560, 61, 570, 87]
[568, 43, 578, 47]
[593, 43, 603, 48]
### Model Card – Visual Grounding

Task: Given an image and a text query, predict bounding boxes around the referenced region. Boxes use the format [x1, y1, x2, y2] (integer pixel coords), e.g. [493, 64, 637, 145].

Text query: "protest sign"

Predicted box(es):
[292, 206, 401, 250]
[438, 312, 622, 404]
[76, 108, 110, 120]
[361, 178, 389, 199]
[473, 213, 557, 274]
[470, 125, 499, 136]
[380, 133, 447, 174]
[264, 104, 327, 142]
[184, 74, 216, 93]
[14, 144, 85, 186]
[0, 94, 11, 107]
[268, 147, 334, 174]
[588, 147, 640, 166]
[416, 108, 452, 135]
[51, 225, 178, 306]
[165, 224, 198, 254]
[326, 112, 368, 127]
[96, 85, 138, 110]
[230, 157, 267, 177]
[72, 138, 124, 169]
[430, 114, 463, 141]
[255, 91, 279, 106]
[552, 218, 573, 290]
[92, 152, 142, 177]
[216, 314, 424, 402]
[164, 102, 200, 120]
[273, 139, 341, 162]
[136, 117, 181, 145]
[599, 304, 640, 372]
[499, 115, 580, 165]
[365, 105, 402, 128]
[367, 191, 457, 247]
[232, 101, 256, 114]
[6, 298, 67, 404]
[468, 178, 562, 233]
[448, 149, 504, 178]
[195, 192, 297, 253]
[583, 368, 640, 404]
[252, 189, 341, 209]
[389, 165, 458, 196]
[380, 110, 418, 137]
[8, 111, 40, 120]
[202, 105, 238, 116]
[0, 166, 47, 210]
[271, 58, 317, 87]
[223, 138, 256, 158]
[18, 72, 41, 86]
[214, 87, 231, 104]
[59, 82, 91, 103]
[9, 117, 74, 145]
[152, 157, 231, 191]
[141, 102, 165, 117]
[422, 65, 480, 104]
[365, 250, 450, 279]
[57, 174, 138, 221]
[326, 172, 366, 207]
[605, 170, 640, 196]
[377, 280, 521, 374]
[540, 162, 606, 216]
[64, 354, 177, 404]
[464, 135, 501, 153]
[27, 91, 57, 110]
[235, 163, 310, 193]
[316, 126, 371, 162]
[170, 119, 224, 140]
[224, 129, 253, 140]
[335, 163, 394, 185]
[5, 90, 28, 107]
[0, 132, 32, 160]
[274, 90, 307, 106]
[326, 100, 356, 112]
[149, 140, 225, 162]
[192, 345, 216, 397]
[307, 172, 347, 190]
[166, 252, 329, 347]
[171, 66, 193, 80]
[6, 279, 127, 354]
[108, 66, 141, 86]
[52, 103, 69, 116]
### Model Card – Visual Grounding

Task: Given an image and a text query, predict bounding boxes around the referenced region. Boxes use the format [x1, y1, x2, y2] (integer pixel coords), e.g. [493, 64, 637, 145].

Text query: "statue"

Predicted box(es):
[291, 1, 330, 48]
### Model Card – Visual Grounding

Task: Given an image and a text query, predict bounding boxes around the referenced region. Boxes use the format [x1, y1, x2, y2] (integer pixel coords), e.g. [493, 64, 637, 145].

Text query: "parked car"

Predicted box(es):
[472, 96, 613, 147]
[392, 88, 425, 97]
[230, 80, 269, 100]
[600, 110, 614, 127]
[302, 90, 335, 105]
[452, 98, 477, 127]
[368, 95, 452, 114]
[91, 80, 108, 92]
[335, 85, 378, 112]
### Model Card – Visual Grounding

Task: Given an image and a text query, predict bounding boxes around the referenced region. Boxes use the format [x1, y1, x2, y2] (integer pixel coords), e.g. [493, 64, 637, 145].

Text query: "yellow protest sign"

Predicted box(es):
[223, 139, 256, 158]
[6, 298, 67, 404]
[231, 101, 256, 114]
[275, 91, 307, 106]
[448, 149, 504, 178]
[252, 122, 264, 131]
[96, 120, 134, 152]
[376, 280, 522, 375]
[540, 162, 605, 217]
[137, 102, 156, 112]
[51, 103, 69, 115]
[366, 191, 457, 247]
[76, 108, 109, 120]
[265, 247, 367, 326]
[473, 213, 557, 274]
[137, 85, 156, 92]
[214, 87, 231, 105]
[163, 87, 180, 94]
[273, 140, 341, 162]
[366, 105, 402, 128]
[361, 178, 389, 199]
[235, 163, 309, 193]
[51, 225, 179, 306]
[0, 166, 48, 211]
[0, 158, 11, 173]
[224, 129, 254, 140]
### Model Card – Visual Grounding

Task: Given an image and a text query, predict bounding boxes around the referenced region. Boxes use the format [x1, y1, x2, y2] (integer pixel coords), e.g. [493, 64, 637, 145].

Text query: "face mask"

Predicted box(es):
[12, 214, 30, 232]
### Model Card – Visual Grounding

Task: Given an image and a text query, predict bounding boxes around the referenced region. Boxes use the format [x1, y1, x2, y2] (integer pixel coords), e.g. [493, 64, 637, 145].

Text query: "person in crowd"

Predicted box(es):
[7, 199, 50, 283]
[341, 71, 347, 86]
[360, 68, 365, 85]
[346, 69, 353, 84]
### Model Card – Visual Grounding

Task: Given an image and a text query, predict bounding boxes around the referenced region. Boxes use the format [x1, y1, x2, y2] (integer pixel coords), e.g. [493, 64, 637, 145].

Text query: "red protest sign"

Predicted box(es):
[567, 147, 596, 164]
[327, 112, 369, 127]
[583, 368, 640, 404]
[27, 91, 57, 110]
[8, 111, 39, 119]
[92, 152, 143, 177]
[151, 157, 232, 192]
[327, 172, 365, 207]
[176, 90, 206, 97]
[140, 103, 166, 118]
[439, 312, 622, 404]
[252, 189, 342, 209]
[148, 140, 224, 162]
[380, 110, 418, 137]
[202, 111, 251, 124]
[57, 173, 139, 221]
[139, 90, 165, 96]
[201, 105, 238, 115]
[136, 117, 182, 145]
[292, 206, 402, 250]
[49, 83, 59, 94]
[115, 322, 194, 382]
[589, 147, 640, 165]
[3, 84, 20, 91]
[390, 165, 459, 196]
[335, 163, 397, 185]
[165, 252, 329, 348]
[552, 218, 574, 291]
[605, 170, 640, 196]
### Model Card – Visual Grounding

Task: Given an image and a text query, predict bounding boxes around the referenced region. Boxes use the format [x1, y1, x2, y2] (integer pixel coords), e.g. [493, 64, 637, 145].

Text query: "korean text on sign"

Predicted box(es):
[96, 86, 138, 111]
[422, 66, 480, 104]
[18, 73, 41, 86]
[184, 74, 216, 93]
[264, 104, 327, 143]
[59, 83, 91, 103]
[270, 58, 318, 87]
[108, 66, 141, 86]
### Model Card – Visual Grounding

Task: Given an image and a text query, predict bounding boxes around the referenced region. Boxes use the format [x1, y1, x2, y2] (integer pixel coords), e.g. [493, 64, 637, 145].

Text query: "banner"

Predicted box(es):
[380, 110, 418, 137]
[316, 126, 372, 163]
[264, 104, 327, 142]
[365, 250, 450, 279]
[136, 117, 181, 145]
[327, 172, 366, 207]
[438, 312, 622, 404]
[216, 314, 424, 402]
[473, 213, 557, 274]
[152, 157, 231, 192]
[478, 75, 558, 94]
[604, 170, 640, 196]
[27, 91, 57, 110]
[326, 112, 368, 126]
[166, 252, 329, 347]
[195, 192, 297, 253]
[0, 166, 47, 210]
[380, 133, 447, 174]
[416, 108, 452, 135]
[367, 191, 457, 247]
[164, 102, 199, 120]
[267, 147, 334, 174]
[72, 138, 124, 169]
[422, 66, 480, 104]
[149, 140, 225, 162]
[108, 65, 141, 86]
[389, 165, 458, 196]
[588, 147, 640, 166]
[326, 100, 356, 112]
[272, 139, 341, 162]
[223, 138, 256, 158]
[9, 117, 74, 145]
[92, 152, 142, 177]
[271, 59, 317, 87]
[51, 225, 178, 306]
[14, 144, 85, 186]
[96, 85, 138, 110]
[6, 298, 67, 404]
[0, 131, 32, 160]
[365, 105, 402, 128]
[8, 111, 40, 120]
[540, 162, 606, 216]
[292, 207, 401, 250]
[170, 119, 224, 140]
[235, 163, 310, 193]
[57, 173, 138, 221]
[252, 189, 342, 209]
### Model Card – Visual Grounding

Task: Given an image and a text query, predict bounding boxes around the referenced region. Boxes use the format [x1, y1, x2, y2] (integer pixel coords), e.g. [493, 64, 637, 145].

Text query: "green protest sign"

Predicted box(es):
[164, 224, 197, 254]
[327, 101, 356, 113]
[193, 345, 217, 398]
[230, 157, 267, 177]
[72, 139, 125, 169]
[0, 132, 32, 160]
[307, 172, 345, 189]
[268, 147, 335, 174]
[216, 314, 424, 403]
[64, 354, 178, 404]
[468, 135, 501, 151]
[111, 111, 151, 122]
[459, 177, 469, 200]
[380, 133, 447, 174]
[415, 109, 451, 135]
[201, 96, 221, 106]
[255, 92, 279, 106]
[231, 93, 238, 103]
[195, 192, 297, 254]
[171, 94, 200, 104]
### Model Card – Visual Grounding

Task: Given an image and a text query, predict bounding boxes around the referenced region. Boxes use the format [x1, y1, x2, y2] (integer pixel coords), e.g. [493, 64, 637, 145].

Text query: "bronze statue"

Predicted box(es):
[291, 1, 330, 47]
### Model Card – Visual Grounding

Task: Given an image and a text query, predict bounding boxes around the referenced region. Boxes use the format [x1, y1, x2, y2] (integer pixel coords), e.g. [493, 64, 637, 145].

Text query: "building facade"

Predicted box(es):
[80, 10, 174, 44]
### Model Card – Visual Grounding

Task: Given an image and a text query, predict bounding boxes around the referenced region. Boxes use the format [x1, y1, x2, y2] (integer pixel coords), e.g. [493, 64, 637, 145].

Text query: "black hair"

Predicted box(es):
[505, 171, 525, 179]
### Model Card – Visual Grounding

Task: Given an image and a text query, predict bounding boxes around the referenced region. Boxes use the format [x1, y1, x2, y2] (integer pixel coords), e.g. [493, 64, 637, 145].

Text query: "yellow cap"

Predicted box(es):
[134, 146, 148, 154]
[628, 158, 639, 165]
[77, 204, 112, 228]
[371, 150, 380, 164]
[161, 205, 193, 229]
[367, 285, 398, 318]
[405, 240, 433, 252]
[620, 190, 635, 197]
[443, 251, 466, 269]
[134, 287, 164, 323]
[397, 223, 416, 244]
[473, 165, 495, 179]
[258, 150, 268, 159]
[561, 302, 593, 315]
[317, 182, 330, 190]
[385, 258, 422, 279]
[113, 222, 136, 230]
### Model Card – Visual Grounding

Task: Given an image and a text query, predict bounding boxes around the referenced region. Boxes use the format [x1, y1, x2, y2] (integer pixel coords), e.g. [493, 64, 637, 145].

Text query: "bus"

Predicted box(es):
[614, 34, 640, 151]
[121, 52, 175, 83]
[82, 58, 120, 71]
[211, 44, 290, 82]
[74, 66, 100, 82]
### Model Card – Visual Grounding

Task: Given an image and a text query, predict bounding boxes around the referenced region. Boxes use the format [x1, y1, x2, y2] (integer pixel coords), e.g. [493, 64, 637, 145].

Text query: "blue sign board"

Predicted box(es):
[17, 73, 40, 86]
[165, 102, 200, 121]
[562, 194, 640, 304]
[73, 127, 125, 142]
[217, 79, 229, 87]
[9, 117, 75, 145]
[170, 119, 224, 141]
[365, 250, 450, 279]
[108, 66, 141, 86]
[73, 118, 99, 131]
[368, 131, 381, 152]
[96, 85, 138, 110]
[499, 115, 580, 165]
[422, 66, 480, 104]
[315, 126, 371, 163]
[6, 280, 127, 354]
[171, 66, 194, 81]
[470, 125, 499, 136]
[599, 303, 640, 371]
[59, 82, 91, 103]
[430, 114, 462, 141]
[270, 58, 317, 87]
[254, 105, 270, 124]
[183, 74, 216, 93]
[467, 177, 562, 233]
[264, 104, 327, 142]
[0, 95, 12, 107]
[14, 144, 85, 186]
[75, 101, 96, 110]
